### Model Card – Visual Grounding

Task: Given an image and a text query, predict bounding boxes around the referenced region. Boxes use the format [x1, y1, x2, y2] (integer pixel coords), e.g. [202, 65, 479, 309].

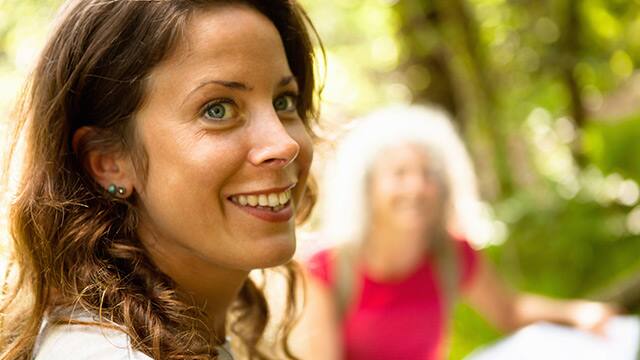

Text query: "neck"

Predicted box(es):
[139, 230, 248, 344]
[169, 259, 247, 342]
[362, 222, 430, 280]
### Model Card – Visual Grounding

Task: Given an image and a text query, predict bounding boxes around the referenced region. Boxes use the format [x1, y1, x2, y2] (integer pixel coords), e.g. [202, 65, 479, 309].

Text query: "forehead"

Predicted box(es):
[147, 4, 291, 89]
[378, 143, 430, 166]
[181, 4, 281, 58]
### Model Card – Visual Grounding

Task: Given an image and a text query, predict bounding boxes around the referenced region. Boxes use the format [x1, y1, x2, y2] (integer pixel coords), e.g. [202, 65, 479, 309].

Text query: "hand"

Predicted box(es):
[566, 300, 619, 336]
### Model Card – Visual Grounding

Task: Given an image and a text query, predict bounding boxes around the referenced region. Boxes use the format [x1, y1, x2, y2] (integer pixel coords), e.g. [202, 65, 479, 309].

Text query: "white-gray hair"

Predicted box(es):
[319, 104, 483, 247]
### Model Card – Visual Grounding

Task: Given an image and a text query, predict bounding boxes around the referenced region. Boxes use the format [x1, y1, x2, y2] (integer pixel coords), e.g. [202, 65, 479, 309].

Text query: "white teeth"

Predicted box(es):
[231, 189, 292, 210]
[268, 193, 279, 207]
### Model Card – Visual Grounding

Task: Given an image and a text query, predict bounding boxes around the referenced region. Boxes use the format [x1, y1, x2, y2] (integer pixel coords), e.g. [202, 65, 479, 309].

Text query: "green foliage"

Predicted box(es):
[495, 193, 640, 296]
[584, 114, 640, 181]
[0, 0, 62, 117]
[450, 302, 501, 360]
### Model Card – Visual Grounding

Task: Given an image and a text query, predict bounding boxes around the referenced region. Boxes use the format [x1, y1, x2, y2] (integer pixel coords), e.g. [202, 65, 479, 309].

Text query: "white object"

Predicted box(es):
[33, 315, 153, 360]
[33, 311, 234, 360]
[466, 316, 640, 360]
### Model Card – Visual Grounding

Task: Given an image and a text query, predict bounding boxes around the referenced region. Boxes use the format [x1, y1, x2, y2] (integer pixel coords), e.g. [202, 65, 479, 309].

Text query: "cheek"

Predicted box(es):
[294, 123, 313, 168]
[290, 123, 314, 196]
[139, 130, 243, 217]
[426, 182, 444, 203]
[369, 178, 397, 210]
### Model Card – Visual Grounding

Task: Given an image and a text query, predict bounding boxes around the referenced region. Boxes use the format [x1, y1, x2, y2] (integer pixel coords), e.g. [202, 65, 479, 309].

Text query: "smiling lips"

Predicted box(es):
[229, 187, 295, 222]
[230, 189, 291, 210]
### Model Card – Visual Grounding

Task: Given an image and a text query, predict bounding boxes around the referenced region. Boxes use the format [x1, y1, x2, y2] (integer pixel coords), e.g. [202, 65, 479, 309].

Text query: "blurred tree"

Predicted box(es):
[392, 0, 516, 197]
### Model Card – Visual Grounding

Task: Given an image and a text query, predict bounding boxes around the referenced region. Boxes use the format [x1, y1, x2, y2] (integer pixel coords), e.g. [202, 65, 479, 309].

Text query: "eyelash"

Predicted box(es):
[201, 98, 236, 122]
[274, 91, 299, 113]
[199, 91, 300, 123]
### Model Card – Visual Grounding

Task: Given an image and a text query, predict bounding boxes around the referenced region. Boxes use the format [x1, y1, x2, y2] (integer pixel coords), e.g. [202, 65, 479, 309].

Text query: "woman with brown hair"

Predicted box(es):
[0, 0, 321, 359]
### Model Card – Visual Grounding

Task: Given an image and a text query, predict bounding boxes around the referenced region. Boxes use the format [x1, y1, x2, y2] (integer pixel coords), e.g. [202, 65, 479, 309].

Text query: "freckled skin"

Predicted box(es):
[131, 4, 313, 295]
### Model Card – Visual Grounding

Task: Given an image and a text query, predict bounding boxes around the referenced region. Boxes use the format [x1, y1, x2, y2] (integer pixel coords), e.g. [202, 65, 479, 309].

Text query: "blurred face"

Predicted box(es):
[132, 5, 313, 271]
[368, 144, 444, 235]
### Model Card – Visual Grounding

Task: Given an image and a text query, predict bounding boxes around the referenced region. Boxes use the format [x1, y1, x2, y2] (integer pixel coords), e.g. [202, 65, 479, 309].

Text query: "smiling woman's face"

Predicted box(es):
[132, 4, 313, 272]
[369, 144, 444, 237]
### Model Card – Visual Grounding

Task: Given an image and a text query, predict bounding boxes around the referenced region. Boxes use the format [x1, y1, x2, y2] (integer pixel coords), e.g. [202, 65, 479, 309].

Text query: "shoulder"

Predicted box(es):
[306, 248, 337, 287]
[34, 318, 152, 360]
[454, 237, 477, 263]
[452, 237, 480, 288]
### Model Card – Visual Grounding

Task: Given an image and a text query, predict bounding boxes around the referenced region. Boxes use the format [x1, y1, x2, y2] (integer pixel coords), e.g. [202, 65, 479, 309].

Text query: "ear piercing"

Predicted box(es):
[107, 184, 127, 196]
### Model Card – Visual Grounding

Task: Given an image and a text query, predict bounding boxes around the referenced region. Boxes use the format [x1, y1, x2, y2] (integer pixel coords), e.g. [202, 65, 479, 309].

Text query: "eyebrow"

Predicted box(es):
[190, 79, 253, 95]
[183, 75, 298, 105]
[279, 75, 297, 87]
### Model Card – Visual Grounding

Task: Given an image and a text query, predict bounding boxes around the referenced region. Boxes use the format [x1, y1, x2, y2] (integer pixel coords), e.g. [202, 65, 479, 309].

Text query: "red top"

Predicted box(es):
[307, 239, 478, 360]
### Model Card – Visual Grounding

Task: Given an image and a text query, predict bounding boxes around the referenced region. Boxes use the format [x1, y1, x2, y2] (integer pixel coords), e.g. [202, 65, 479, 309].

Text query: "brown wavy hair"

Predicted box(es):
[0, 0, 322, 359]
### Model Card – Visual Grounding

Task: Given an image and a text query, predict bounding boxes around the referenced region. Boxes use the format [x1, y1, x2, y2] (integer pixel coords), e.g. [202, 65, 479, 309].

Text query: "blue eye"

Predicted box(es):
[203, 101, 236, 121]
[273, 93, 298, 112]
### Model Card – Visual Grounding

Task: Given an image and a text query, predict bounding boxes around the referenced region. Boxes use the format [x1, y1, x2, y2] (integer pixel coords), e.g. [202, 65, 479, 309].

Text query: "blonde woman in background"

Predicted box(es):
[295, 105, 617, 360]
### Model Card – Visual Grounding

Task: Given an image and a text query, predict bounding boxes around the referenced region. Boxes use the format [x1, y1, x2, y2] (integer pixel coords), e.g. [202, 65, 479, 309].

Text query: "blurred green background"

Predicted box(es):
[2, 0, 640, 358]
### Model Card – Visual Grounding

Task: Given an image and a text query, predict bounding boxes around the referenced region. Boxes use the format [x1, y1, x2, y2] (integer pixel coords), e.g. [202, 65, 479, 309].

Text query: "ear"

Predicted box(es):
[72, 126, 136, 198]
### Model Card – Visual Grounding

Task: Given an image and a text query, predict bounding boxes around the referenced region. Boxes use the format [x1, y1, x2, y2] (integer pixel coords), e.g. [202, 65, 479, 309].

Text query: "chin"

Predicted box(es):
[395, 219, 430, 233]
[244, 232, 297, 270]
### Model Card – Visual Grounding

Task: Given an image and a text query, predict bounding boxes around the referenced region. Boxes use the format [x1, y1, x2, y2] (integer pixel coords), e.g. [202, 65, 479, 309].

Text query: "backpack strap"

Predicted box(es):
[433, 232, 460, 356]
[436, 233, 459, 314]
[333, 243, 358, 319]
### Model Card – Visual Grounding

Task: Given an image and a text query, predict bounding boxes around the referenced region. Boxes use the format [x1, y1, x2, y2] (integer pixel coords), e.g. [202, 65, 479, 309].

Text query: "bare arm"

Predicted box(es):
[464, 256, 617, 333]
[290, 270, 342, 360]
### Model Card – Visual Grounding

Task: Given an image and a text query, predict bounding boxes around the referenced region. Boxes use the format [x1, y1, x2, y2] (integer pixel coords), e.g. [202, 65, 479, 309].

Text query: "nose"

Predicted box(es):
[247, 109, 300, 169]
[403, 172, 436, 197]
